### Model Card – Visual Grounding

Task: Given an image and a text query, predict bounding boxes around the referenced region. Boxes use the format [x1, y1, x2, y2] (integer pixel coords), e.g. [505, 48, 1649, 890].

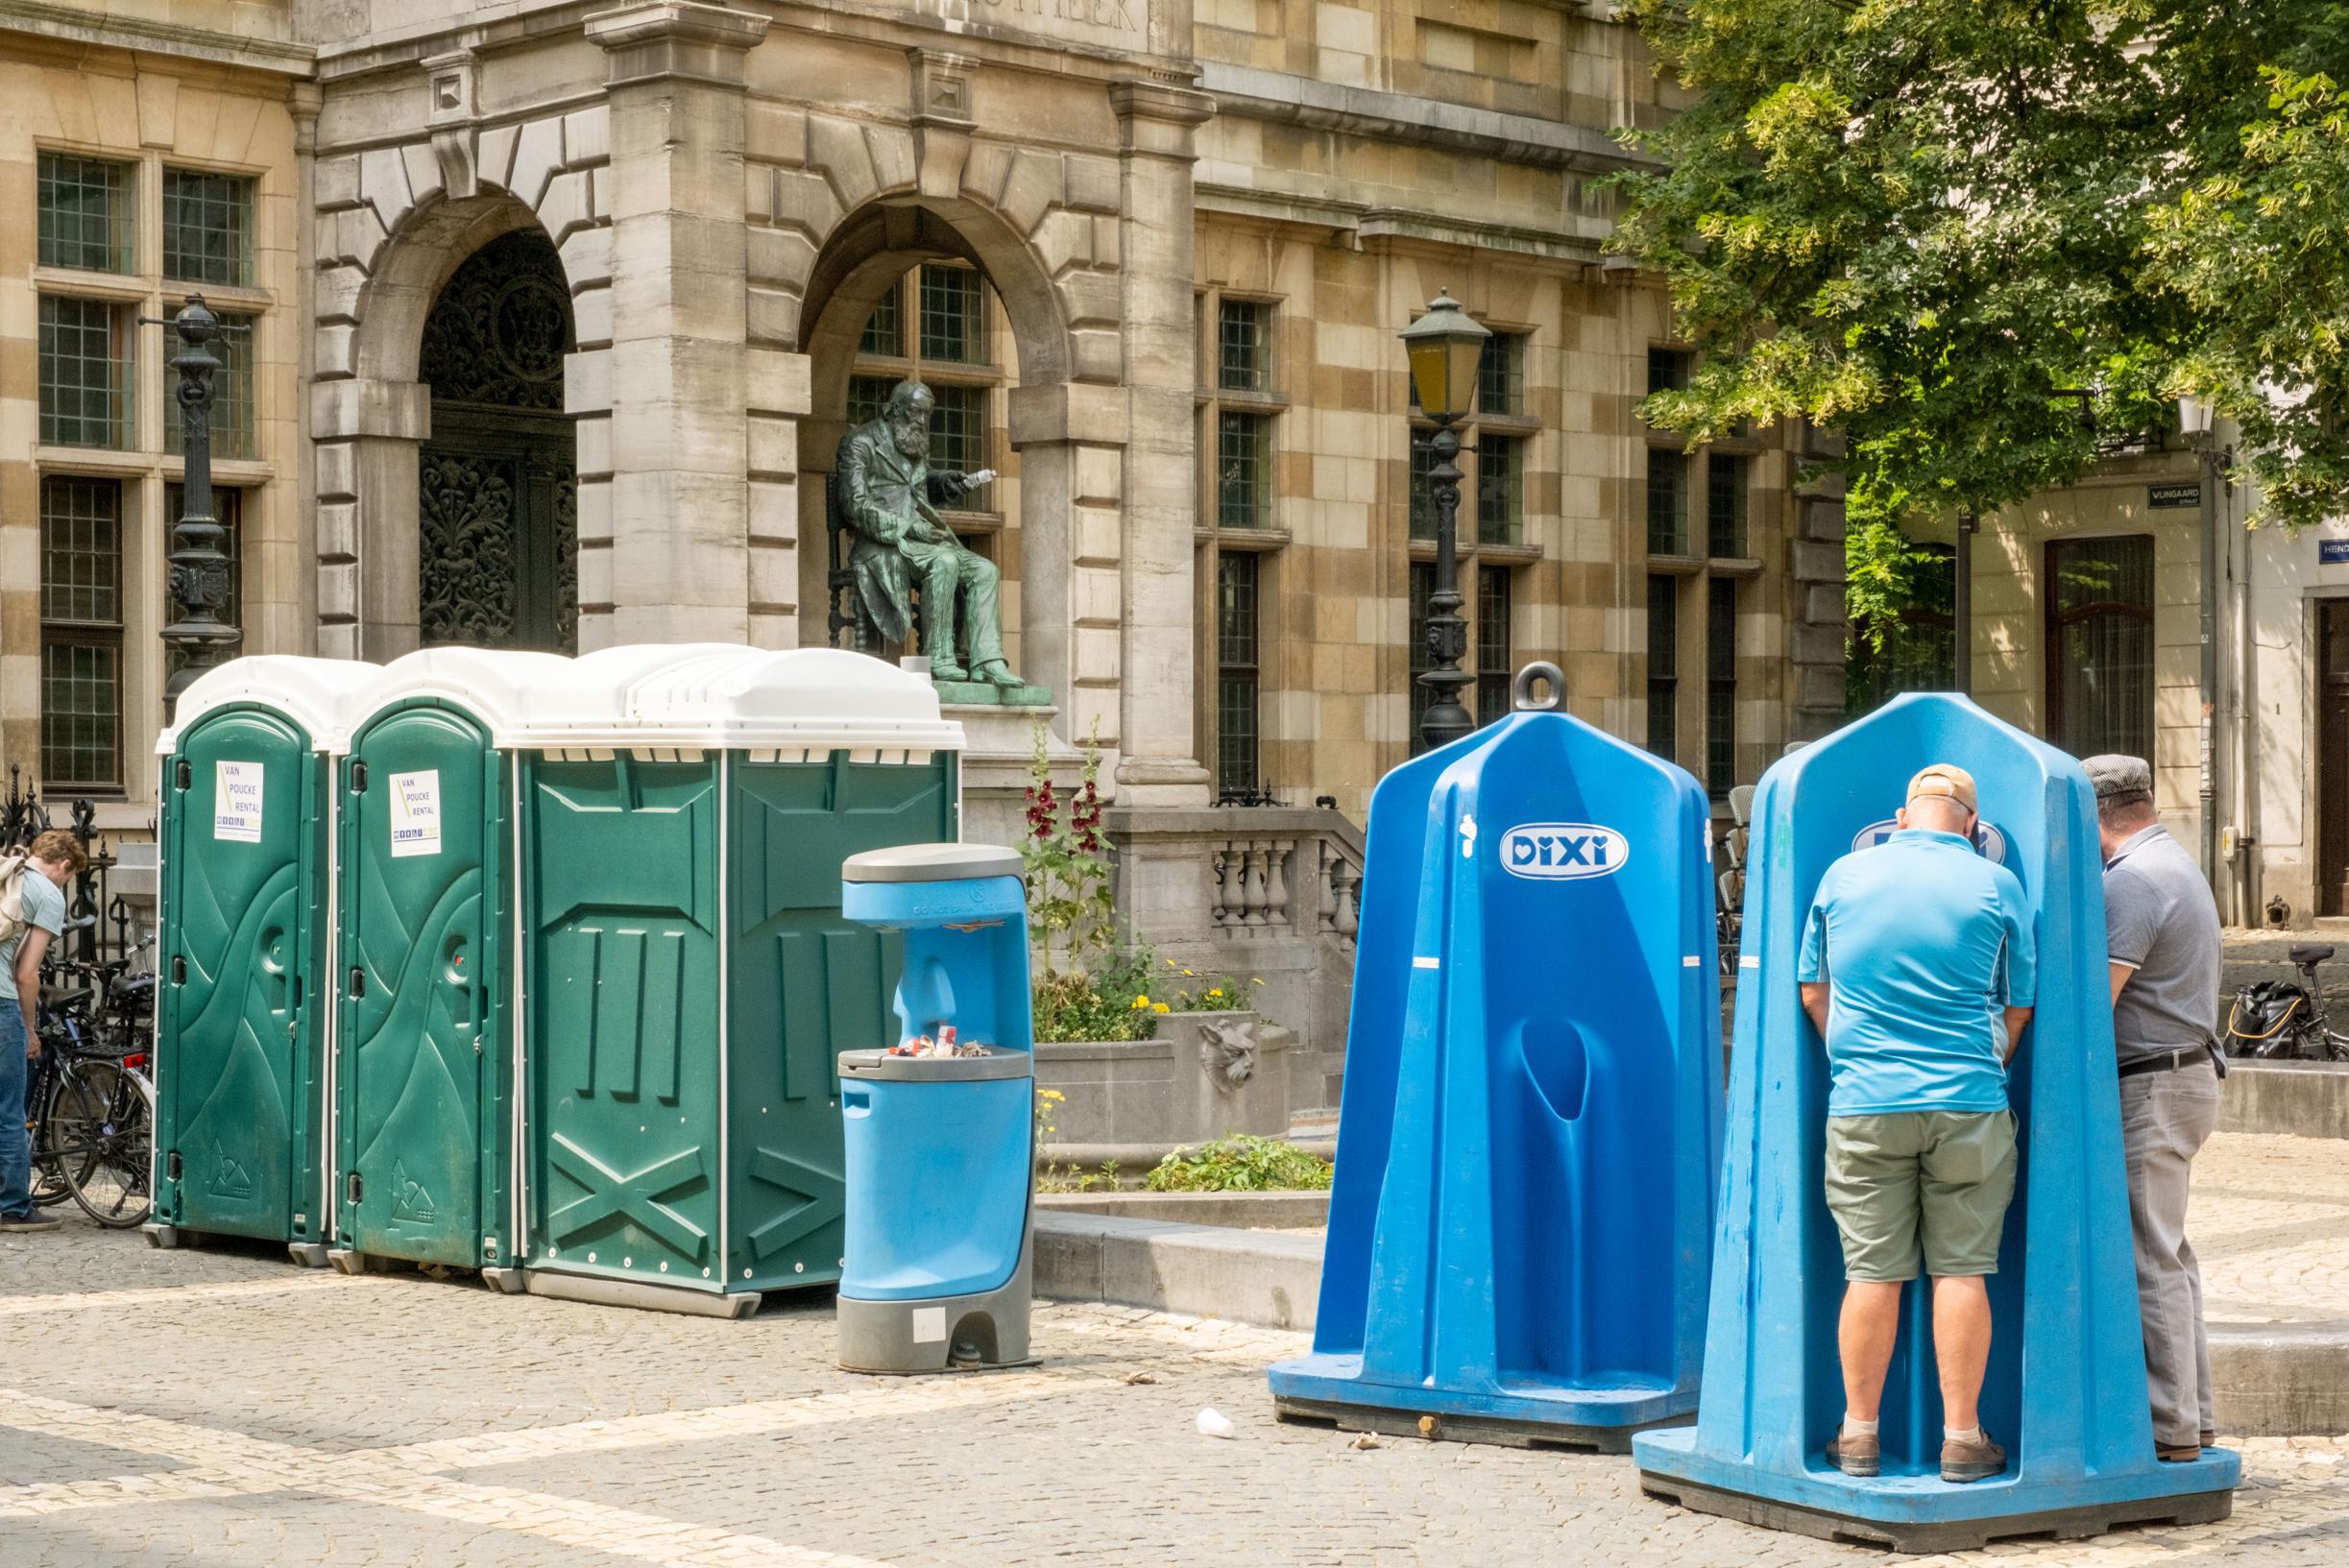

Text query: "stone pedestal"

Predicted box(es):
[946, 702, 1082, 849]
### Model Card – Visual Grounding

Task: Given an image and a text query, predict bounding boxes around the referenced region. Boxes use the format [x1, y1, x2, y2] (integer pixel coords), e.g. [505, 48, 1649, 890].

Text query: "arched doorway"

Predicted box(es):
[416, 229, 578, 652]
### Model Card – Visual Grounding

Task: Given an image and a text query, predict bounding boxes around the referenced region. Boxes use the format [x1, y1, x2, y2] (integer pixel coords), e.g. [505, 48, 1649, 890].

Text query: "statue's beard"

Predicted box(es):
[890, 419, 929, 460]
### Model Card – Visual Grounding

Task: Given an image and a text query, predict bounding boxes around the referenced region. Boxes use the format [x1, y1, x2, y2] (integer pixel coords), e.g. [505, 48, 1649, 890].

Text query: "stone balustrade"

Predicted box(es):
[1106, 805, 1367, 1114]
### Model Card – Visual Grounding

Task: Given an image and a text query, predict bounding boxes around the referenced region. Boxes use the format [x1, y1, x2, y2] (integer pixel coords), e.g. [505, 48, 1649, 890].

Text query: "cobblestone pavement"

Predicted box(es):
[3, 1136, 2347, 1568]
[2190, 1132, 2349, 1327]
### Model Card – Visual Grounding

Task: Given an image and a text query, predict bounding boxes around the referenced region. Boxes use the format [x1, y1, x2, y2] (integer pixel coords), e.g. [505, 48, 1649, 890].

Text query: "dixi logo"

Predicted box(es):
[1499, 822, 1629, 880]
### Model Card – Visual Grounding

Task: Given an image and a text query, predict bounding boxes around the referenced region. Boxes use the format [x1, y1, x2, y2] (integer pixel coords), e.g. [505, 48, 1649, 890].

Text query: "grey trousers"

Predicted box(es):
[2119, 1062, 2223, 1449]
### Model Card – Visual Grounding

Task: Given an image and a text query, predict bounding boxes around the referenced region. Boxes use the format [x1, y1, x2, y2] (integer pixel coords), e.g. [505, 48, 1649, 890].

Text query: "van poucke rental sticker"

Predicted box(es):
[213, 760, 264, 843]
[1499, 822, 1628, 880]
[388, 769, 444, 858]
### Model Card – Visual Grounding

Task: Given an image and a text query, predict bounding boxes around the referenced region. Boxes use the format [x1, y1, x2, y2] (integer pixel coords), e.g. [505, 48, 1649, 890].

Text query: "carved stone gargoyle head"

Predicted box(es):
[1196, 1015, 1259, 1093]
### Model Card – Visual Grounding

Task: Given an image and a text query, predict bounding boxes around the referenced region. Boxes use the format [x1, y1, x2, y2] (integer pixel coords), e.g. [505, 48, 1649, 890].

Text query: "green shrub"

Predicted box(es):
[1144, 1134, 1334, 1194]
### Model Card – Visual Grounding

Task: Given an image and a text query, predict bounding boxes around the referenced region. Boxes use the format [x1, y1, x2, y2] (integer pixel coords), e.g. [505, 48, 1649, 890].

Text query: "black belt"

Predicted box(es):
[2118, 1043, 2226, 1080]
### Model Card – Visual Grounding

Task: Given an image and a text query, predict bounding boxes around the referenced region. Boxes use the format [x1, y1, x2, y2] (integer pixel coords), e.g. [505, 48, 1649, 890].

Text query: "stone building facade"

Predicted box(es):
[4, 0, 1849, 877]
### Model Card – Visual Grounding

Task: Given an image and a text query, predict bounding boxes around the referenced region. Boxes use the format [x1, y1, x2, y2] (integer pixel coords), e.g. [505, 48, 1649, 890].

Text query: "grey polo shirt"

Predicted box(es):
[2103, 824, 2222, 1062]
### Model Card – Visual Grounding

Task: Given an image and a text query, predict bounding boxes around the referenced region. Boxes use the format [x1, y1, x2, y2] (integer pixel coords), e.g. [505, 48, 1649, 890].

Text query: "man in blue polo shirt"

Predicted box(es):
[1799, 763, 2036, 1484]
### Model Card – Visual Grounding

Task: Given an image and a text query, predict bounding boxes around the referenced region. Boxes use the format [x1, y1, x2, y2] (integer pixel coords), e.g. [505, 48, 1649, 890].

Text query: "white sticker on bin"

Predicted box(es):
[1412, 956, 1441, 971]
[911, 1306, 948, 1344]
[1683, 955, 1701, 968]
[1739, 955, 1760, 969]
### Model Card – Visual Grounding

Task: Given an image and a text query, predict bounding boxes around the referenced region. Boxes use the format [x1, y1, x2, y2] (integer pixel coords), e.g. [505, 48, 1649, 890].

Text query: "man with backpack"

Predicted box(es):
[1, 829, 86, 1232]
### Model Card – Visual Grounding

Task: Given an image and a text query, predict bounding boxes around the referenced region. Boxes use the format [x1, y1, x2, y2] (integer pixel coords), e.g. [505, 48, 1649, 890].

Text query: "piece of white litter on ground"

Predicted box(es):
[1196, 1408, 1237, 1439]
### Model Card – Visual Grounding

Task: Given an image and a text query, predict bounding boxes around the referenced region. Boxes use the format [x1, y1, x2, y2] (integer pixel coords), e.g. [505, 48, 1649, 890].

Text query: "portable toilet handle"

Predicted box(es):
[1513, 662, 1564, 712]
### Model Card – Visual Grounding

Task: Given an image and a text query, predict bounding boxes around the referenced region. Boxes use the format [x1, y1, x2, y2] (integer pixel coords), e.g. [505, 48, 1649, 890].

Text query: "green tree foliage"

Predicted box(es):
[1609, 1, 2349, 637]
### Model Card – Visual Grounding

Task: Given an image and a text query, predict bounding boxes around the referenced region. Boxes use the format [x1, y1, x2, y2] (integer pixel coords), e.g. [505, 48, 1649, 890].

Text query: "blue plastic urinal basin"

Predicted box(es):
[1268, 697, 1722, 1433]
[1634, 693, 2239, 1527]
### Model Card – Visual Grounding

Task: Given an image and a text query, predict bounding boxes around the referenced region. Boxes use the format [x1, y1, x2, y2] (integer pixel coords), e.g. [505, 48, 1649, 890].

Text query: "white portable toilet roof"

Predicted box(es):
[340, 644, 964, 755]
[346, 646, 580, 749]
[618, 647, 963, 753]
[157, 656, 384, 755]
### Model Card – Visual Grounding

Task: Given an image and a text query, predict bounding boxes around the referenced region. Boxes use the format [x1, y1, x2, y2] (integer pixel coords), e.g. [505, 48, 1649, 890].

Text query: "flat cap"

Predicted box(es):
[2080, 754, 2153, 800]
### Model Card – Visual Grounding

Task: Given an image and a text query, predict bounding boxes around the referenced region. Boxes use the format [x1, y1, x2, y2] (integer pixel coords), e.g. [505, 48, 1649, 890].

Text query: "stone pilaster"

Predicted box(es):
[1009, 381, 1127, 749]
[1108, 80, 1215, 804]
[587, 1, 770, 643]
[1789, 419, 1849, 740]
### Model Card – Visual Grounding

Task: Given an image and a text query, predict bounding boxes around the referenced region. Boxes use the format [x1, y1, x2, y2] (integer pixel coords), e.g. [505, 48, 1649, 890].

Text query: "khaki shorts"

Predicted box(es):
[1824, 1110, 2019, 1282]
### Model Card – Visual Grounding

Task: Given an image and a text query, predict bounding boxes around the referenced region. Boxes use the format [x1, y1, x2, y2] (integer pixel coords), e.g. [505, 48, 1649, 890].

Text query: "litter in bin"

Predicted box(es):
[884, 1025, 997, 1059]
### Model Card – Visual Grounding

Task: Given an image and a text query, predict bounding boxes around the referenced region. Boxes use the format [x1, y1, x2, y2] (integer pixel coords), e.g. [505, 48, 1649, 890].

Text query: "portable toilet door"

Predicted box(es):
[510, 646, 964, 1315]
[331, 649, 569, 1278]
[150, 657, 379, 1263]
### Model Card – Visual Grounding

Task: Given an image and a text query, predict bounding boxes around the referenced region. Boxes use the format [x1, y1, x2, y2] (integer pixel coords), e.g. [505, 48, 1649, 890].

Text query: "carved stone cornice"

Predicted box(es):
[586, 1, 770, 90]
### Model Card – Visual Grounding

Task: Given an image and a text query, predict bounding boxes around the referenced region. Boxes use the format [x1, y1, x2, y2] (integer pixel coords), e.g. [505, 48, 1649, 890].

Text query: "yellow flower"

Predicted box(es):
[1206, 987, 1224, 999]
[1164, 958, 1177, 968]
[1181, 969, 1196, 977]
[1153, 1002, 1171, 1014]
[1132, 994, 1150, 1009]
[1251, 977, 1265, 985]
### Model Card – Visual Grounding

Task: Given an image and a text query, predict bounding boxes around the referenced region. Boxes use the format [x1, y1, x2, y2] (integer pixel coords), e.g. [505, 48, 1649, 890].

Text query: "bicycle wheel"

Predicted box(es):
[47, 1058, 154, 1229]
[24, 1054, 70, 1208]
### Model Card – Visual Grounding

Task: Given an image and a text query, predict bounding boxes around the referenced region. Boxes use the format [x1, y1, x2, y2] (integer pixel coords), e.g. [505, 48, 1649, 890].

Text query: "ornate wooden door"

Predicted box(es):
[418, 229, 578, 653]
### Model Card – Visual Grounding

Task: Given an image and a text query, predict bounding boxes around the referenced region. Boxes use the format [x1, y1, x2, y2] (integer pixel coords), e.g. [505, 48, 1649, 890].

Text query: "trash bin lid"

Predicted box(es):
[842, 843, 1022, 884]
[838, 1048, 1033, 1082]
[158, 656, 384, 755]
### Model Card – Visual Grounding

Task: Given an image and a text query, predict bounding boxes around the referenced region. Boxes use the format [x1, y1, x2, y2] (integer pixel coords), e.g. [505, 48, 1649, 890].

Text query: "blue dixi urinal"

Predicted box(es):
[1634, 692, 2240, 1551]
[1267, 663, 1723, 1448]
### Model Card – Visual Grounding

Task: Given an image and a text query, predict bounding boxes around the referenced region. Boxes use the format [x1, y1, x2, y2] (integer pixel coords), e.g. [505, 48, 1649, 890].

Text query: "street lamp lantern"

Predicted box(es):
[2177, 391, 2216, 439]
[1400, 289, 1490, 754]
[1400, 287, 1490, 421]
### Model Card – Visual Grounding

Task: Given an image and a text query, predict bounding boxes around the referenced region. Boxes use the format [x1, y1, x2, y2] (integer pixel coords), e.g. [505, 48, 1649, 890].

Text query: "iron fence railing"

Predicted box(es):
[2, 764, 142, 969]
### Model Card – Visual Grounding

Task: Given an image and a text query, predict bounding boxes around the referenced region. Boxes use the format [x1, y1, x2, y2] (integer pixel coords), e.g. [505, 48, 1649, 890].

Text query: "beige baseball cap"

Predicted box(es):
[1906, 762, 1978, 813]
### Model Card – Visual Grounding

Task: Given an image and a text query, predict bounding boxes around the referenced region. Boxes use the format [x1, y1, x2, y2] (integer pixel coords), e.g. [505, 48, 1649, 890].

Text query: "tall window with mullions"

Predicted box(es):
[37, 154, 133, 274]
[1216, 552, 1262, 796]
[1477, 567, 1514, 725]
[1646, 573, 1679, 762]
[1707, 577, 1738, 794]
[39, 476, 125, 792]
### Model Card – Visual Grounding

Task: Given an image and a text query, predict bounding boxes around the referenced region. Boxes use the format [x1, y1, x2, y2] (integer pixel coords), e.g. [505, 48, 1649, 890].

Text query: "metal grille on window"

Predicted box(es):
[1217, 551, 1262, 795]
[846, 374, 896, 430]
[1409, 428, 1437, 540]
[1477, 566, 1513, 726]
[161, 168, 254, 287]
[859, 284, 903, 357]
[1647, 573, 1678, 761]
[1219, 300, 1268, 393]
[36, 154, 133, 274]
[38, 296, 131, 449]
[1707, 577, 1738, 794]
[1646, 446, 1687, 555]
[918, 264, 984, 363]
[928, 383, 987, 477]
[2048, 535, 2156, 760]
[1218, 410, 1271, 529]
[1707, 453, 1748, 559]
[1475, 433, 1522, 546]
[1478, 334, 1522, 417]
[39, 476, 124, 791]
[1409, 560, 1437, 752]
[164, 313, 255, 460]
[164, 485, 243, 690]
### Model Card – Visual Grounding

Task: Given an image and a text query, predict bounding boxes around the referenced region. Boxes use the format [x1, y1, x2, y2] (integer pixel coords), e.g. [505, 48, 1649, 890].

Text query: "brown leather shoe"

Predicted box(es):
[2200, 1429, 2217, 1449]
[1941, 1430, 2006, 1483]
[2158, 1442, 2202, 1463]
[1827, 1431, 1880, 1477]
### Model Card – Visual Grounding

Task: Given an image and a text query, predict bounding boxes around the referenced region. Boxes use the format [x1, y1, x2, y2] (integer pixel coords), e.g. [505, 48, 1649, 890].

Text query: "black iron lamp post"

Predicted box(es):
[1400, 289, 1490, 753]
[146, 294, 239, 718]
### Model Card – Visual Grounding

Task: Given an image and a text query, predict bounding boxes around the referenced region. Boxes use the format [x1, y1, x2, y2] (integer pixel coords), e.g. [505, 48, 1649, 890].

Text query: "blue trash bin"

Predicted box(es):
[1634, 692, 2240, 1550]
[1268, 663, 1723, 1447]
[836, 843, 1034, 1373]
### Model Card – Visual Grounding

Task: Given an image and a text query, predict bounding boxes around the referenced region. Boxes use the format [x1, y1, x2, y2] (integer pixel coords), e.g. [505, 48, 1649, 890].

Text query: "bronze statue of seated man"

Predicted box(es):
[835, 379, 1026, 688]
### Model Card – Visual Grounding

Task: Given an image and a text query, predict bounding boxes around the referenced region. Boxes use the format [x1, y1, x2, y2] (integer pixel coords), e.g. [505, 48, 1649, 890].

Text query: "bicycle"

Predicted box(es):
[28, 935, 157, 1227]
[2225, 941, 2349, 1063]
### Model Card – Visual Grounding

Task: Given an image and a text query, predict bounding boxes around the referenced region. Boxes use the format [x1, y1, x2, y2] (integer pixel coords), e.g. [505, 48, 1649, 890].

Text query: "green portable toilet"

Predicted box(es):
[513, 647, 964, 1317]
[149, 656, 381, 1264]
[327, 644, 739, 1284]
